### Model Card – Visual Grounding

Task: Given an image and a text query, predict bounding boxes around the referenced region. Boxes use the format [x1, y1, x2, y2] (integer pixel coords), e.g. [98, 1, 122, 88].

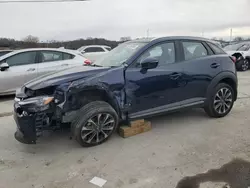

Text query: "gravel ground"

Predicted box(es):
[0, 72, 250, 188]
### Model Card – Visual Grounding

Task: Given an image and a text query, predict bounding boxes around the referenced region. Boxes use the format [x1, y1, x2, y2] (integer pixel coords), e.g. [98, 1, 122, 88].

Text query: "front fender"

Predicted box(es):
[206, 71, 238, 101]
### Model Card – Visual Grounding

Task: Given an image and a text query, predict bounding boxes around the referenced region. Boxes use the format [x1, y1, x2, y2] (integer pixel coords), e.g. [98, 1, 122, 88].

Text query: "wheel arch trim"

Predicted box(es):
[206, 72, 238, 101]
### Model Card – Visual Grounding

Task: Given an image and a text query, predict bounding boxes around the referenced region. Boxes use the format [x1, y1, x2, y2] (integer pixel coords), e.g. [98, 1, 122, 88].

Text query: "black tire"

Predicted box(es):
[204, 83, 235, 118]
[236, 58, 249, 71]
[72, 101, 119, 147]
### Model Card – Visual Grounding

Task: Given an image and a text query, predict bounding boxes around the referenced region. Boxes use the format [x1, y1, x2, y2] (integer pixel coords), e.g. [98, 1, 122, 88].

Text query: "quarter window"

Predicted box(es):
[208, 42, 226, 54]
[182, 42, 208, 61]
[136, 42, 175, 67]
[6, 51, 37, 66]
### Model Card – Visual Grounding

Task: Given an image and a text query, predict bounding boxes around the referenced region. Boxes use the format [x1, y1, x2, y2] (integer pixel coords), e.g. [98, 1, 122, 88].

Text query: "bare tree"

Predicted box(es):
[23, 35, 39, 43]
[234, 36, 243, 42]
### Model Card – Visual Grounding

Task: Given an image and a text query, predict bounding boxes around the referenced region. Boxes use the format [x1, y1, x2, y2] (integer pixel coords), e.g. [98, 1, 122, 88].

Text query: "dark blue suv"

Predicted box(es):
[14, 36, 237, 147]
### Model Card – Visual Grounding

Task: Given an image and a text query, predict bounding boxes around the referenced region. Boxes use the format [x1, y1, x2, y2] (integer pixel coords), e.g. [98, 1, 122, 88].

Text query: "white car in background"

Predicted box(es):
[78, 45, 111, 62]
[0, 48, 88, 95]
[0, 50, 13, 57]
[223, 42, 250, 71]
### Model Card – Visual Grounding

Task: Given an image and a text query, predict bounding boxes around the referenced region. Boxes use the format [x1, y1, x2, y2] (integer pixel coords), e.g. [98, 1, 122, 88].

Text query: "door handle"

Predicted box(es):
[61, 64, 68, 66]
[210, 63, 220, 68]
[27, 68, 35, 71]
[170, 72, 182, 80]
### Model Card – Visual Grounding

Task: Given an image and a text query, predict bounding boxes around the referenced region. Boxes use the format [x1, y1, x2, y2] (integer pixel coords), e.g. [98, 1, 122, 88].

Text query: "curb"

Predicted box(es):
[0, 111, 13, 118]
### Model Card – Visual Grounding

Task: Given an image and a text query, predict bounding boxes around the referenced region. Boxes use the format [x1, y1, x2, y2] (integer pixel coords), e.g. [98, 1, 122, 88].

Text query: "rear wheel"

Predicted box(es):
[72, 101, 118, 147]
[204, 83, 235, 118]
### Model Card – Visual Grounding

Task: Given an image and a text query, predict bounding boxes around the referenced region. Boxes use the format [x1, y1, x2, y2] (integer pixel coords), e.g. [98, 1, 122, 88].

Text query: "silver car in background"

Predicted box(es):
[0, 48, 88, 95]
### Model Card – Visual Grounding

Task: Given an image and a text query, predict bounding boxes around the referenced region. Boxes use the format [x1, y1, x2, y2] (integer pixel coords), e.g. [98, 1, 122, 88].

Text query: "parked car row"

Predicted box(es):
[223, 42, 250, 71]
[12, 36, 238, 147]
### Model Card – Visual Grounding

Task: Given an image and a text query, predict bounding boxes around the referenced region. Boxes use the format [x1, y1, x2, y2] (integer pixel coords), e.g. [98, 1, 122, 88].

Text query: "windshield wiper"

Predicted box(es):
[84, 63, 103, 67]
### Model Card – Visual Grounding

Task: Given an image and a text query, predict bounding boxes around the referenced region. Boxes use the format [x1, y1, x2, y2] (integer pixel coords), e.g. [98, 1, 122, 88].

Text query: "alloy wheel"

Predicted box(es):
[241, 59, 249, 71]
[213, 88, 233, 115]
[81, 113, 115, 144]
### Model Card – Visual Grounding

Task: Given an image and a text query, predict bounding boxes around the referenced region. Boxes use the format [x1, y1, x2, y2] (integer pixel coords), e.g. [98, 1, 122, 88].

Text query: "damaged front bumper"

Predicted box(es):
[13, 96, 57, 144]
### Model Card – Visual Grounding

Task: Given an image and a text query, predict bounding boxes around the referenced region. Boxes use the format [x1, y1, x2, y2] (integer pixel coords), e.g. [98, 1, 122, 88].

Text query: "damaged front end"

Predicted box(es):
[14, 86, 67, 144]
[13, 65, 127, 145]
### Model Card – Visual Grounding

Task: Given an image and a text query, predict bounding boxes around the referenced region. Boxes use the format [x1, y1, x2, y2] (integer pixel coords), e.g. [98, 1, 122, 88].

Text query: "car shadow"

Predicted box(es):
[19, 108, 209, 154]
[0, 95, 15, 102]
[175, 158, 250, 188]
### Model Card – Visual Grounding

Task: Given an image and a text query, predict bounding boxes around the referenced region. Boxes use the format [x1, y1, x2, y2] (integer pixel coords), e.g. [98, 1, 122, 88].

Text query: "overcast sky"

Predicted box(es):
[0, 0, 250, 41]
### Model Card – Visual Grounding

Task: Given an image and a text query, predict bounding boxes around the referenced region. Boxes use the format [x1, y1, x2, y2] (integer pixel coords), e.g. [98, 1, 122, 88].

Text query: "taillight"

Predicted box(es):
[84, 59, 92, 65]
[230, 56, 237, 63]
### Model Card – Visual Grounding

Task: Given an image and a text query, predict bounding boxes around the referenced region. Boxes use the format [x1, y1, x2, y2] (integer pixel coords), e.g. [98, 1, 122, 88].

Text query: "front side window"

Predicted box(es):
[182, 42, 208, 61]
[6, 51, 37, 66]
[40, 51, 63, 63]
[84, 47, 105, 53]
[135, 42, 175, 67]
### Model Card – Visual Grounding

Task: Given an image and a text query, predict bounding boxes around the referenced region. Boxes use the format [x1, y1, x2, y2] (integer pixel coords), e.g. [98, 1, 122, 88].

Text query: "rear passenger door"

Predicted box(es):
[178, 40, 222, 101]
[37, 51, 76, 77]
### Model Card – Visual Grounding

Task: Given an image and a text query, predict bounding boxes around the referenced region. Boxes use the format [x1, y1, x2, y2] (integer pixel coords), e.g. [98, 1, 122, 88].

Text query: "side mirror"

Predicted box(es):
[0, 62, 9, 71]
[141, 57, 158, 70]
[81, 50, 86, 54]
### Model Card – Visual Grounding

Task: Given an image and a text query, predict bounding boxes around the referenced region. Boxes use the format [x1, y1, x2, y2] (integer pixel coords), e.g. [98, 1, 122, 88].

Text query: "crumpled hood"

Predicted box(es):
[25, 66, 110, 90]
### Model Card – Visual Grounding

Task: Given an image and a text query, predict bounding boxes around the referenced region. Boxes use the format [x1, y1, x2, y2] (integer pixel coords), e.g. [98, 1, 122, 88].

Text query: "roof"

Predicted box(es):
[0, 48, 82, 61]
[128, 36, 215, 44]
[80, 45, 111, 48]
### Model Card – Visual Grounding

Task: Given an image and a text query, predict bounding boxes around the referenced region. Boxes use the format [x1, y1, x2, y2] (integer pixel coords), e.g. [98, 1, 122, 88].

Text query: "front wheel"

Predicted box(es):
[204, 83, 235, 118]
[72, 101, 119, 147]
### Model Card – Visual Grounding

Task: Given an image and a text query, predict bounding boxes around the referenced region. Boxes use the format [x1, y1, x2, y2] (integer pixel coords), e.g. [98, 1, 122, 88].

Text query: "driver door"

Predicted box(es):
[125, 41, 187, 118]
[0, 51, 38, 94]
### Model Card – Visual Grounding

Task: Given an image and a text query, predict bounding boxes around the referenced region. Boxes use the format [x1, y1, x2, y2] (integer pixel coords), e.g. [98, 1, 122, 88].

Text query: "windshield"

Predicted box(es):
[223, 43, 244, 51]
[94, 42, 148, 67]
[238, 44, 250, 51]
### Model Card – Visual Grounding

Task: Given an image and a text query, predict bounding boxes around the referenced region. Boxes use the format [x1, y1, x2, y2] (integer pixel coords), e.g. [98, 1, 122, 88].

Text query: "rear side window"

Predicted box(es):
[63, 53, 74, 60]
[208, 42, 226, 54]
[39, 51, 63, 63]
[6, 51, 37, 66]
[84, 47, 105, 52]
[182, 42, 208, 61]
